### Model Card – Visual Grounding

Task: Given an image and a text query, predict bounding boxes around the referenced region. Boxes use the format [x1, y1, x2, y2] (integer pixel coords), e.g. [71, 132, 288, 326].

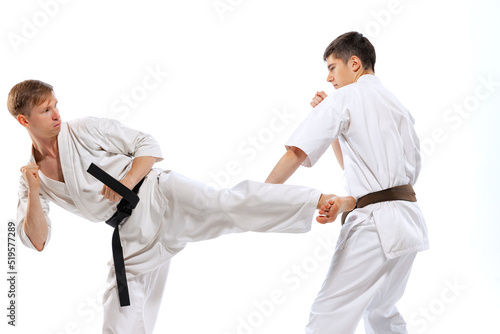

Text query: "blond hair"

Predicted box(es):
[7, 80, 54, 118]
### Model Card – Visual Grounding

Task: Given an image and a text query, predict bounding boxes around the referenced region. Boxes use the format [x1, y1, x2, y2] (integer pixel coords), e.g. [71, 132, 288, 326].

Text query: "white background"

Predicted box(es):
[0, 0, 499, 333]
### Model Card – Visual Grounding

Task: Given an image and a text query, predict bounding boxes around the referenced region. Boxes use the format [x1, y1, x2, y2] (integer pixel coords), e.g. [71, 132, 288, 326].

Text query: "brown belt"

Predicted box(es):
[341, 184, 417, 225]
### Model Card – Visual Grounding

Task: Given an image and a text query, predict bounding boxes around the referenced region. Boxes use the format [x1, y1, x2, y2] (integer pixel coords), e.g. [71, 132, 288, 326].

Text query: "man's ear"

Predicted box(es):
[17, 114, 29, 128]
[350, 55, 362, 72]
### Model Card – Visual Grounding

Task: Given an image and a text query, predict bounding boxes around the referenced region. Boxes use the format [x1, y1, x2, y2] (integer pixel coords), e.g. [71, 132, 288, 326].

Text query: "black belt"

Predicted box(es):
[87, 163, 145, 307]
[341, 184, 417, 225]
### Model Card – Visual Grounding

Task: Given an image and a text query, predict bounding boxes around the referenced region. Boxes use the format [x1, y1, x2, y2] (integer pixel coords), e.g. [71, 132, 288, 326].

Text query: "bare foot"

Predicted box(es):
[316, 195, 356, 224]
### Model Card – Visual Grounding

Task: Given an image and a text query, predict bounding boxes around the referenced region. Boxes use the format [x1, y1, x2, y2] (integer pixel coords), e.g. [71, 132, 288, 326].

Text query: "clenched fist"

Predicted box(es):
[20, 163, 40, 191]
[310, 91, 328, 108]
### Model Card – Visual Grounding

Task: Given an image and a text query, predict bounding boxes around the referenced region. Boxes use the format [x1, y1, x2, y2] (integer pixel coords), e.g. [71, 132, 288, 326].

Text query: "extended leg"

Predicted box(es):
[157, 171, 323, 244]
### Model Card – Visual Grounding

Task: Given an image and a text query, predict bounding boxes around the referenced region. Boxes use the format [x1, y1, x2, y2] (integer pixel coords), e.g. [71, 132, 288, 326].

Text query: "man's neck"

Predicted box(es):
[30, 132, 59, 161]
[354, 69, 375, 83]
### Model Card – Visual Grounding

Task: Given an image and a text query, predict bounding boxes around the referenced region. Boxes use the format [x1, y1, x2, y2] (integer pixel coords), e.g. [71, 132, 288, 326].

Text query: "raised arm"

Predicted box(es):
[266, 91, 355, 223]
[19, 163, 48, 251]
[312, 92, 344, 170]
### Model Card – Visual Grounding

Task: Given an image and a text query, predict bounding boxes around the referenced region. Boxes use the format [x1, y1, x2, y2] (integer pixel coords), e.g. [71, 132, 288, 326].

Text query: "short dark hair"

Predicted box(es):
[7, 80, 54, 118]
[323, 31, 376, 72]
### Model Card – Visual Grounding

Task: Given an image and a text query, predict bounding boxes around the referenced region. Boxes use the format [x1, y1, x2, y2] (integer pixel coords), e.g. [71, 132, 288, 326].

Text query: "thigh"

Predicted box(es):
[306, 218, 394, 334]
[363, 253, 416, 334]
[365, 252, 416, 313]
[157, 171, 245, 243]
[158, 171, 319, 244]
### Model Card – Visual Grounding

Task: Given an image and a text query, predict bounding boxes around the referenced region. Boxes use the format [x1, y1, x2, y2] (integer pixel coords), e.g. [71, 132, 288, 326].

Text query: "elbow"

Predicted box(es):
[289, 146, 307, 162]
[34, 242, 46, 252]
[29, 237, 46, 252]
[21, 217, 49, 252]
[23, 227, 48, 252]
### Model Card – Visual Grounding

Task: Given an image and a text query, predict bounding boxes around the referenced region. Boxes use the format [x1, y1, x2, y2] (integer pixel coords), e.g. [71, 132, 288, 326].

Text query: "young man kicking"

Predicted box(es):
[266, 32, 429, 333]
[8, 79, 356, 334]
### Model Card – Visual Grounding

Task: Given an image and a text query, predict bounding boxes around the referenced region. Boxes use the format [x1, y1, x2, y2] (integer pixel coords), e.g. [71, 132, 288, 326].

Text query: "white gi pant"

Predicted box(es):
[100, 170, 321, 334]
[102, 261, 171, 334]
[306, 216, 416, 334]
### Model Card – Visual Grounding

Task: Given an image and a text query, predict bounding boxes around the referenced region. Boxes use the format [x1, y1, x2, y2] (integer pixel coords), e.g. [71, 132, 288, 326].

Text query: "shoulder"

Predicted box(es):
[66, 116, 118, 127]
[325, 84, 359, 109]
[336, 75, 390, 105]
[65, 116, 98, 131]
[65, 116, 124, 134]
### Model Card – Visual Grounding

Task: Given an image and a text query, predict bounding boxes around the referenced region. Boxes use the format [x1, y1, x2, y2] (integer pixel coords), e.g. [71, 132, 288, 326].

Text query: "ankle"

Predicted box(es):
[344, 196, 356, 211]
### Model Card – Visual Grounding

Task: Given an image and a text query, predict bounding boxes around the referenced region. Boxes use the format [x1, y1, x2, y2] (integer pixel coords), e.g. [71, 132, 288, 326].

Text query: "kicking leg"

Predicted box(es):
[158, 171, 329, 244]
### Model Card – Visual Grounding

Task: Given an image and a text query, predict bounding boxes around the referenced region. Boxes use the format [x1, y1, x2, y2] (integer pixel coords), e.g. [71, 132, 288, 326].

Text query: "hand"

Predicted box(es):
[101, 185, 122, 202]
[101, 177, 135, 203]
[310, 91, 328, 108]
[20, 163, 40, 191]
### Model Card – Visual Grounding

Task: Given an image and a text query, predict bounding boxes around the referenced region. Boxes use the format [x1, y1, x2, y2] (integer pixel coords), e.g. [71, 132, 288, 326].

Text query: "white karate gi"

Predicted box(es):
[16, 117, 322, 334]
[286, 75, 429, 334]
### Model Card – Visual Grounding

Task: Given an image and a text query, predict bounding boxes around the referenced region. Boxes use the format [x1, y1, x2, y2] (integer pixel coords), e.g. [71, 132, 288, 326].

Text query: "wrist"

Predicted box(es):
[27, 187, 39, 197]
[317, 194, 330, 209]
[121, 174, 139, 190]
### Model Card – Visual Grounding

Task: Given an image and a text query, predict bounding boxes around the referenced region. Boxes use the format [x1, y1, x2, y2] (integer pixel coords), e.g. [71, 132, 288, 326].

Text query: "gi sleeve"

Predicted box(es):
[285, 94, 350, 167]
[86, 117, 164, 162]
[16, 176, 52, 251]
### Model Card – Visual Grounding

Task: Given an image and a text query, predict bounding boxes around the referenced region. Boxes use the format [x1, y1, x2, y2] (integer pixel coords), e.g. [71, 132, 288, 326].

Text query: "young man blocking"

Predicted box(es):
[266, 32, 429, 334]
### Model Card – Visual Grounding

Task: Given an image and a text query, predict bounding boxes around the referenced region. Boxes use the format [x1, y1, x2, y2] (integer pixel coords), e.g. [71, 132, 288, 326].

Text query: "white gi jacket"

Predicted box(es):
[17, 117, 321, 278]
[286, 75, 429, 259]
[16, 117, 168, 271]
